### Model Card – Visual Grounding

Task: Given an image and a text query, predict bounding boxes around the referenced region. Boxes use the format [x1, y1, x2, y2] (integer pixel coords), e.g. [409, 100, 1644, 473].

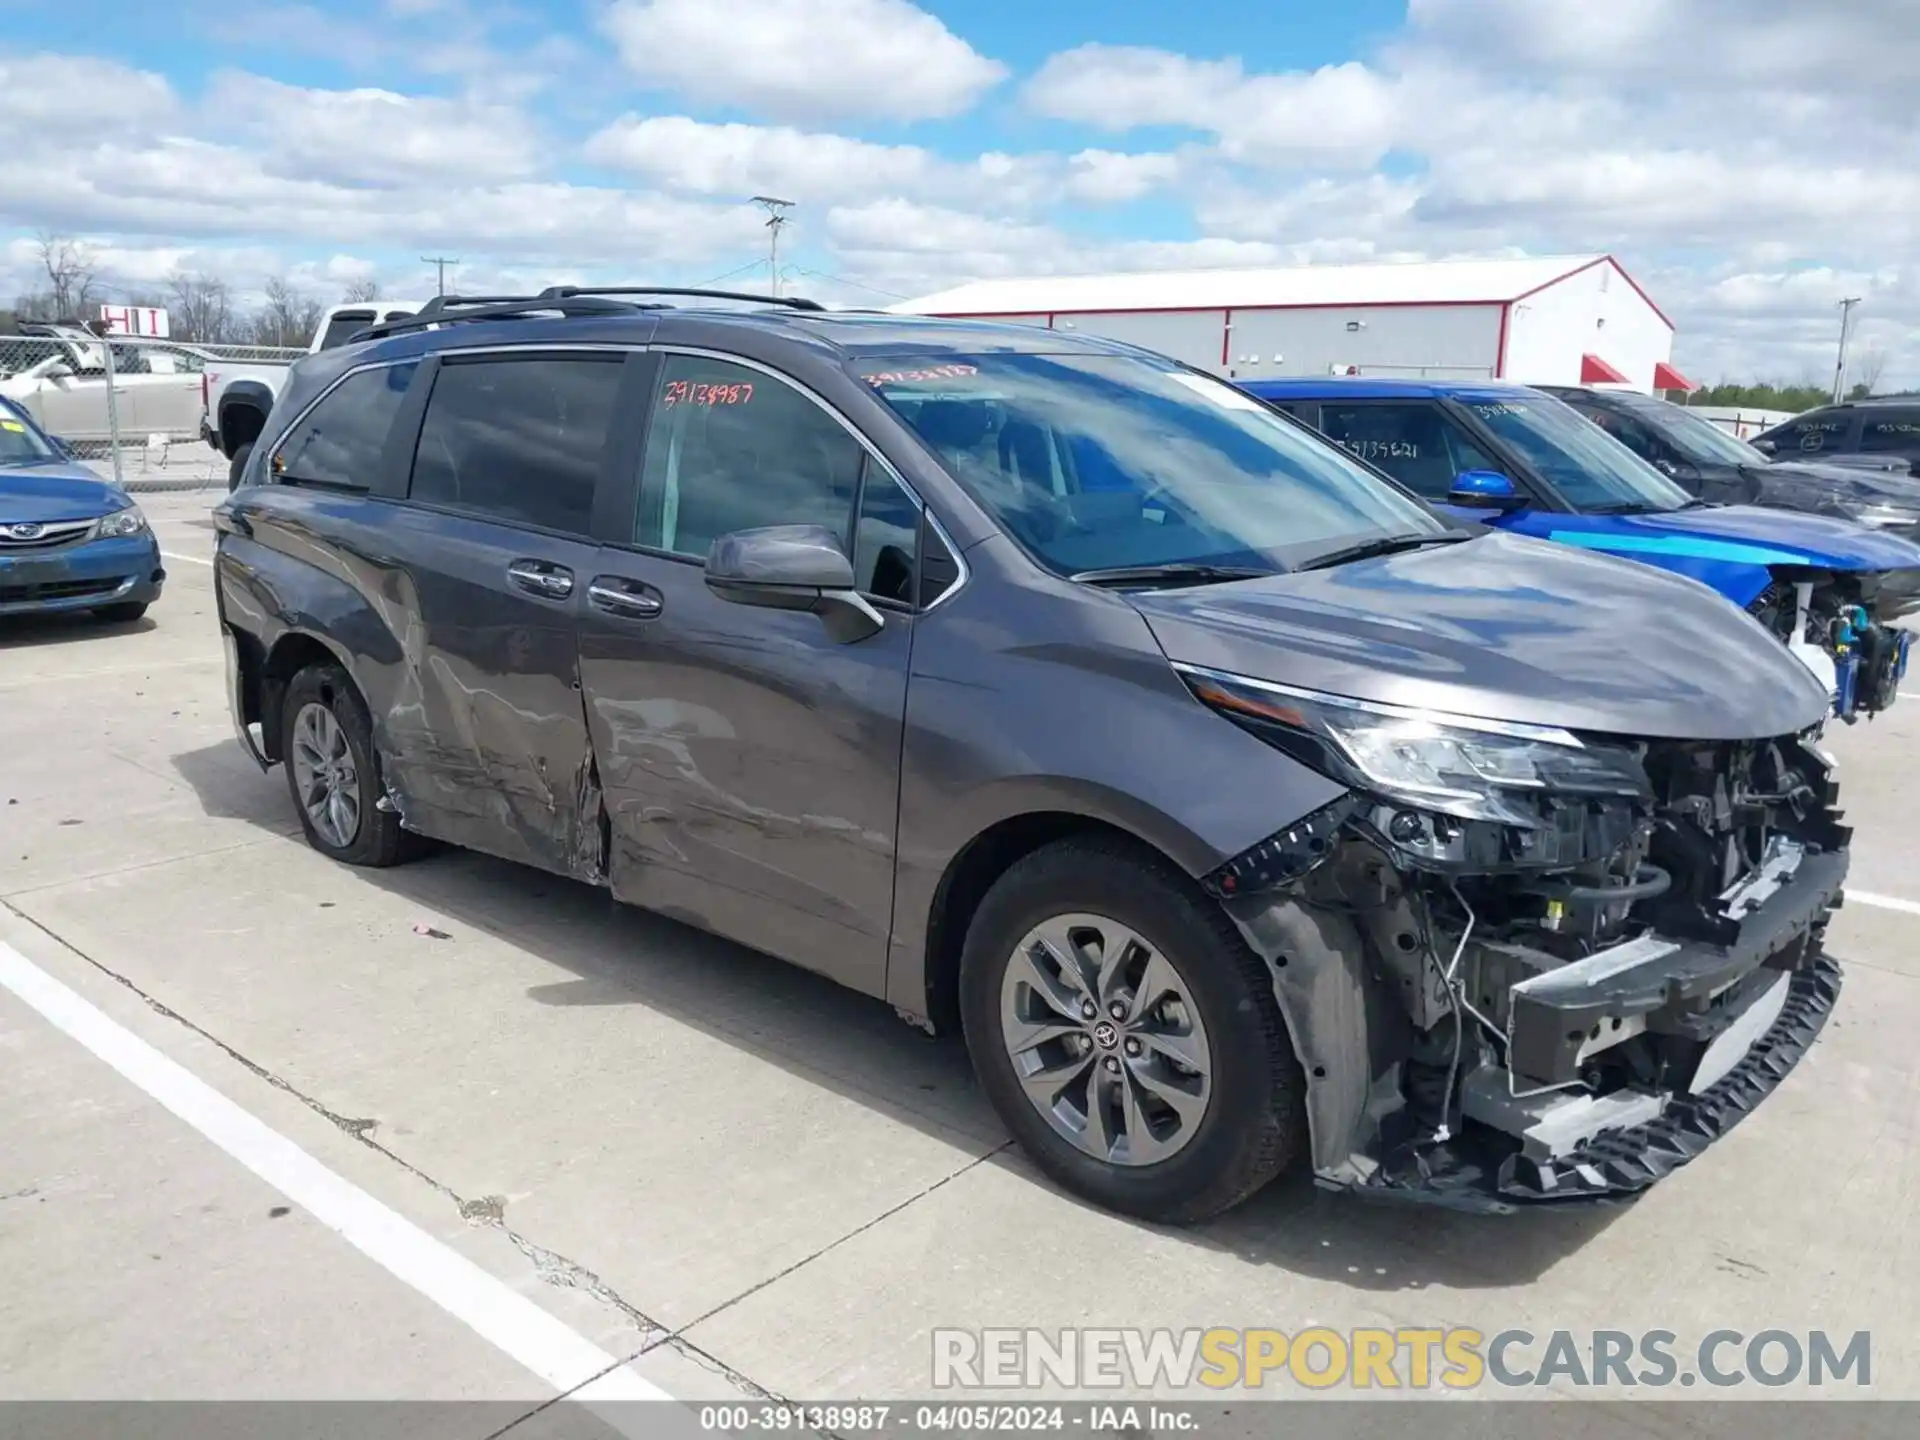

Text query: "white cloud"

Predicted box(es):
[601, 0, 1007, 122]
[1026, 46, 1399, 167]
[205, 72, 542, 186]
[1063, 150, 1183, 204]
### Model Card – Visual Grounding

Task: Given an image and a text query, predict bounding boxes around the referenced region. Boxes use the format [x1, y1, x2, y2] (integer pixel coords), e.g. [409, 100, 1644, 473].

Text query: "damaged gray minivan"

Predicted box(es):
[216, 292, 1848, 1222]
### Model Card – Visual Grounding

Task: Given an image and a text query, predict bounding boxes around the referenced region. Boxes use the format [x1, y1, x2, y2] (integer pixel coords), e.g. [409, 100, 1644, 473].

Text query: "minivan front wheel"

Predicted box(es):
[960, 837, 1306, 1223]
[280, 663, 407, 867]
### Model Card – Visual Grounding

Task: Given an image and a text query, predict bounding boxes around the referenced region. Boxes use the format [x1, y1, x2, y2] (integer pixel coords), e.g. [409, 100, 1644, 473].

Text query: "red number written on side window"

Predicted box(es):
[662, 380, 754, 408]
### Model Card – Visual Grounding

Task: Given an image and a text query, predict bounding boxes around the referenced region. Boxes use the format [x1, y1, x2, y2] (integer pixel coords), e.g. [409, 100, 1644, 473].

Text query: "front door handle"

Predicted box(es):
[588, 578, 664, 619]
[507, 560, 574, 601]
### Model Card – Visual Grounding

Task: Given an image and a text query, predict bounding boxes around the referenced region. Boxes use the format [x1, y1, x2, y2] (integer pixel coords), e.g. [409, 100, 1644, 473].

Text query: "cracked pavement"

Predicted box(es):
[3, 491, 1920, 1422]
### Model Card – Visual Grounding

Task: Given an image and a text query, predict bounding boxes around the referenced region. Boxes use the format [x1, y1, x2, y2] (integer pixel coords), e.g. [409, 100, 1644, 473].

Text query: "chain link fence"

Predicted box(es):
[0, 331, 303, 486]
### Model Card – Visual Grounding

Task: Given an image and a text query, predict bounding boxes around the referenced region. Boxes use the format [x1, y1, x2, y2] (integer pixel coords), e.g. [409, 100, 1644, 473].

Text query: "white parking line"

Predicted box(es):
[160, 550, 212, 566]
[1848, 890, 1920, 918]
[0, 939, 672, 1407]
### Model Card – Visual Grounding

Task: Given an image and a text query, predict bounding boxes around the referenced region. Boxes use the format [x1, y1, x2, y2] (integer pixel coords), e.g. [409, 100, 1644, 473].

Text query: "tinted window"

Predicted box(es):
[317, 311, 379, 351]
[861, 355, 1443, 576]
[1760, 410, 1851, 455]
[1567, 401, 1661, 461]
[272, 361, 419, 490]
[409, 356, 620, 535]
[854, 470, 920, 603]
[1316, 402, 1501, 499]
[1600, 391, 1763, 466]
[0, 398, 57, 463]
[1861, 410, 1920, 453]
[635, 356, 865, 559]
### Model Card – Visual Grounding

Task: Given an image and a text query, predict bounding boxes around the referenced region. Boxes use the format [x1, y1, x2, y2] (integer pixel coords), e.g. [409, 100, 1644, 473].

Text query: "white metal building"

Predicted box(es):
[897, 254, 1694, 393]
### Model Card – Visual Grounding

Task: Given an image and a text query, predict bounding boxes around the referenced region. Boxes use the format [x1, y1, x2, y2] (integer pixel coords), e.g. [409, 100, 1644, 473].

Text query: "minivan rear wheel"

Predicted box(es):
[281, 662, 407, 867]
[959, 836, 1306, 1223]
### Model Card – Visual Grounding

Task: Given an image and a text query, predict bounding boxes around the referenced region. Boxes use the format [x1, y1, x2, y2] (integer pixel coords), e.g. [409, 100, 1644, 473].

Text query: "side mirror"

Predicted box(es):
[704, 523, 884, 644]
[1446, 470, 1525, 510]
[1752, 438, 1777, 456]
[43, 361, 74, 381]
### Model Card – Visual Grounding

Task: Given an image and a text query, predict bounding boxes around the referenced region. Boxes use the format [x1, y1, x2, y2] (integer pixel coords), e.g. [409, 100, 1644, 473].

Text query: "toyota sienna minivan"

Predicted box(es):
[214, 289, 1849, 1221]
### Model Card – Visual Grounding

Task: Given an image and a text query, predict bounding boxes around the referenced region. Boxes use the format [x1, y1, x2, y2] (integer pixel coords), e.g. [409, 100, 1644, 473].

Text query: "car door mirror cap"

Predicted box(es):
[703, 524, 884, 643]
[1447, 470, 1526, 510]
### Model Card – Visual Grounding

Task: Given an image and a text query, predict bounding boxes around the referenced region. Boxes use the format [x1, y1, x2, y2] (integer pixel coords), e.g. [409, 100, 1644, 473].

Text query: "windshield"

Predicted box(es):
[1609, 391, 1763, 466]
[0, 398, 58, 465]
[858, 354, 1445, 575]
[1461, 394, 1695, 512]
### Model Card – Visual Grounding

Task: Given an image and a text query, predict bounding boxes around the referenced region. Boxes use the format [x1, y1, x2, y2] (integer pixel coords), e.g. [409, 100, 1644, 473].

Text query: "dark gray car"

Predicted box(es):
[214, 289, 1848, 1221]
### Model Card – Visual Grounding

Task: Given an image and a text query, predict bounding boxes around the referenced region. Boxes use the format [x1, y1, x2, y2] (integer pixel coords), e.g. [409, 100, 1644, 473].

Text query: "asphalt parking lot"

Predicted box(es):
[4, 489, 1919, 1428]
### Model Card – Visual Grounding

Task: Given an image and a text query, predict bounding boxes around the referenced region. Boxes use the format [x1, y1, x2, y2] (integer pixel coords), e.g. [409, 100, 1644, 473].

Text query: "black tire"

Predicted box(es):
[280, 662, 408, 867]
[228, 442, 254, 491]
[959, 835, 1306, 1224]
[94, 602, 149, 624]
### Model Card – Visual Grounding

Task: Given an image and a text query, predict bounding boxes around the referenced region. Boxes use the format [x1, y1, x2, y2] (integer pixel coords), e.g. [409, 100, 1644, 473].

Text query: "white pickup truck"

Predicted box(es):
[202, 300, 423, 486]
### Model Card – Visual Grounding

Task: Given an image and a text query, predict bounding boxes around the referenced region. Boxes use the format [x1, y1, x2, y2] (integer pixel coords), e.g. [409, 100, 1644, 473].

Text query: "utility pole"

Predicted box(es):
[1832, 296, 1862, 403]
[750, 197, 794, 297]
[421, 256, 460, 297]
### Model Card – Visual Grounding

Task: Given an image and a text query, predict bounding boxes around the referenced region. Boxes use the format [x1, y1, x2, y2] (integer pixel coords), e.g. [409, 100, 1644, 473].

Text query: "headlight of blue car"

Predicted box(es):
[92, 506, 150, 539]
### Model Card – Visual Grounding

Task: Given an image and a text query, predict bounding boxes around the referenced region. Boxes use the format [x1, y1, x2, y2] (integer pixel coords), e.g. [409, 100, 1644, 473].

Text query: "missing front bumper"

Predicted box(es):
[1343, 955, 1839, 1212]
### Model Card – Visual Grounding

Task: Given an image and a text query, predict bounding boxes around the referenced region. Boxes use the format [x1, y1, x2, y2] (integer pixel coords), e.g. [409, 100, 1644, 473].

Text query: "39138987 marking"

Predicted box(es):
[699, 1405, 892, 1432]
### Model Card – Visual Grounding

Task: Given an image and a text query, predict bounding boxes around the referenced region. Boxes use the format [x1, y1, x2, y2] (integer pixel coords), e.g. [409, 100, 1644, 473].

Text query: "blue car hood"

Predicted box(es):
[0, 463, 132, 522]
[1506, 504, 1920, 608]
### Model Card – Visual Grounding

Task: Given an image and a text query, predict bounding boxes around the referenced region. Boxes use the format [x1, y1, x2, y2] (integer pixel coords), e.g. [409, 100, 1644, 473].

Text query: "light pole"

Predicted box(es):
[750, 197, 794, 297]
[1832, 296, 1862, 403]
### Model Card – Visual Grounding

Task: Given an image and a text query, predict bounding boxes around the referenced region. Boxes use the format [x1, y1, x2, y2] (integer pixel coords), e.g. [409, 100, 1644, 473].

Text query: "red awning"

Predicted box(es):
[1653, 361, 1697, 392]
[1580, 352, 1630, 384]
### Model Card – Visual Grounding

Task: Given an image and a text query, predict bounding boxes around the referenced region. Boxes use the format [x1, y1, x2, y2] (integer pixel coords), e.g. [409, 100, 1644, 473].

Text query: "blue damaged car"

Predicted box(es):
[0, 396, 163, 623]
[1242, 378, 1920, 721]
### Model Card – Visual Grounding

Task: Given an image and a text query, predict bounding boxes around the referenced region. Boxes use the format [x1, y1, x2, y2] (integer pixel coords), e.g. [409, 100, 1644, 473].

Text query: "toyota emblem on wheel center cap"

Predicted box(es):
[1092, 1020, 1121, 1050]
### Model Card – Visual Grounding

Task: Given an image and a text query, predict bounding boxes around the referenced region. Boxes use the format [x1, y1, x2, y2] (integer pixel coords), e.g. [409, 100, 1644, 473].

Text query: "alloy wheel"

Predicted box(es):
[290, 701, 361, 849]
[998, 913, 1213, 1166]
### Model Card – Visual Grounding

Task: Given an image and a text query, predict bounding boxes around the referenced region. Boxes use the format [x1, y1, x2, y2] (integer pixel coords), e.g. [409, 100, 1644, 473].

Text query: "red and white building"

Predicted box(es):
[897, 254, 1694, 393]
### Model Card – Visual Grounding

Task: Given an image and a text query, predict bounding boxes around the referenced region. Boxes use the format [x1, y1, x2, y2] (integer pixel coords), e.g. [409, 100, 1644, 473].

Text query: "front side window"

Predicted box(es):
[272, 361, 420, 491]
[859, 354, 1443, 576]
[1460, 394, 1694, 512]
[1760, 410, 1851, 455]
[635, 356, 866, 561]
[1600, 391, 1763, 466]
[409, 356, 621, 535]
[1316, 402, 1502, 499]
[1861, 410, 1920, 453]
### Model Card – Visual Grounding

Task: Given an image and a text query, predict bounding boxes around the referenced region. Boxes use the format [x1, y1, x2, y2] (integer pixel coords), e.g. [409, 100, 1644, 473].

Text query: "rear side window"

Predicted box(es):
[1316, 402, 1501, 498]
[272, 362, 419, 491]
[634, 355, 865, 560]
[409, 356, 622, 536]
[1861, 410, 1920, 452]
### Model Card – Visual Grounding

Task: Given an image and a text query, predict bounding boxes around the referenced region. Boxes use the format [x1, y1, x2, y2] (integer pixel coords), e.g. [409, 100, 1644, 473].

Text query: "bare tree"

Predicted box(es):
[1851, 346, 1889, 397]
[249, 276, 325, 348]
[36, 232, 100, 322]
[166, 271, 236, 344]
[341, 277, 381, 303]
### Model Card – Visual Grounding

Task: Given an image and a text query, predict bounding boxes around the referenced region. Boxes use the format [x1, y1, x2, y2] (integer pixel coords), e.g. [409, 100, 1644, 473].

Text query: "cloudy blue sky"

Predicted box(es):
[1, 0, 1913, 385]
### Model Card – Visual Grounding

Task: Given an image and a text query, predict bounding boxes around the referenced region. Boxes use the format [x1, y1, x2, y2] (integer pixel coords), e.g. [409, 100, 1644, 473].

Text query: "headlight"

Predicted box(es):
[1175, 664, 1650, 826]
[92, 506, 149, 538]
[1853, 505, 1920, 529]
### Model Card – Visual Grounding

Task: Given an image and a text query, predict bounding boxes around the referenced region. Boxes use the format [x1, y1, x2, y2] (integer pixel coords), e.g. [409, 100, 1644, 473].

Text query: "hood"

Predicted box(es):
[1539, 502, 1920, 575]
[1746, 459, 1920, 515]
[0, 464, 131, 522]
[1130, 530, 1831, 741]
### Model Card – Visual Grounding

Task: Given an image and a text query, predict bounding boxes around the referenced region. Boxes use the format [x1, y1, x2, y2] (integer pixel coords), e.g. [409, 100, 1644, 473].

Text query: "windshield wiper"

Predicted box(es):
[1294, 530, 1472, 572]
[1070, 562, 1274, 589]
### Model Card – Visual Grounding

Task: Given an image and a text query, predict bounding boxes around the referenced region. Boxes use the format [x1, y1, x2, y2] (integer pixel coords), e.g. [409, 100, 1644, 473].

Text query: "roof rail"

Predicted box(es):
[536, 285, 826, 312]
[411, 293, 548, 319]
[350, 294, 664, 342]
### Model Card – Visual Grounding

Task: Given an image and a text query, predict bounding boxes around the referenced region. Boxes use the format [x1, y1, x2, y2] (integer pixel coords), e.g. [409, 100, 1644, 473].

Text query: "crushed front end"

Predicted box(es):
[1746, 568, 1918, 720]
[1178, 665, 1849, 1212]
